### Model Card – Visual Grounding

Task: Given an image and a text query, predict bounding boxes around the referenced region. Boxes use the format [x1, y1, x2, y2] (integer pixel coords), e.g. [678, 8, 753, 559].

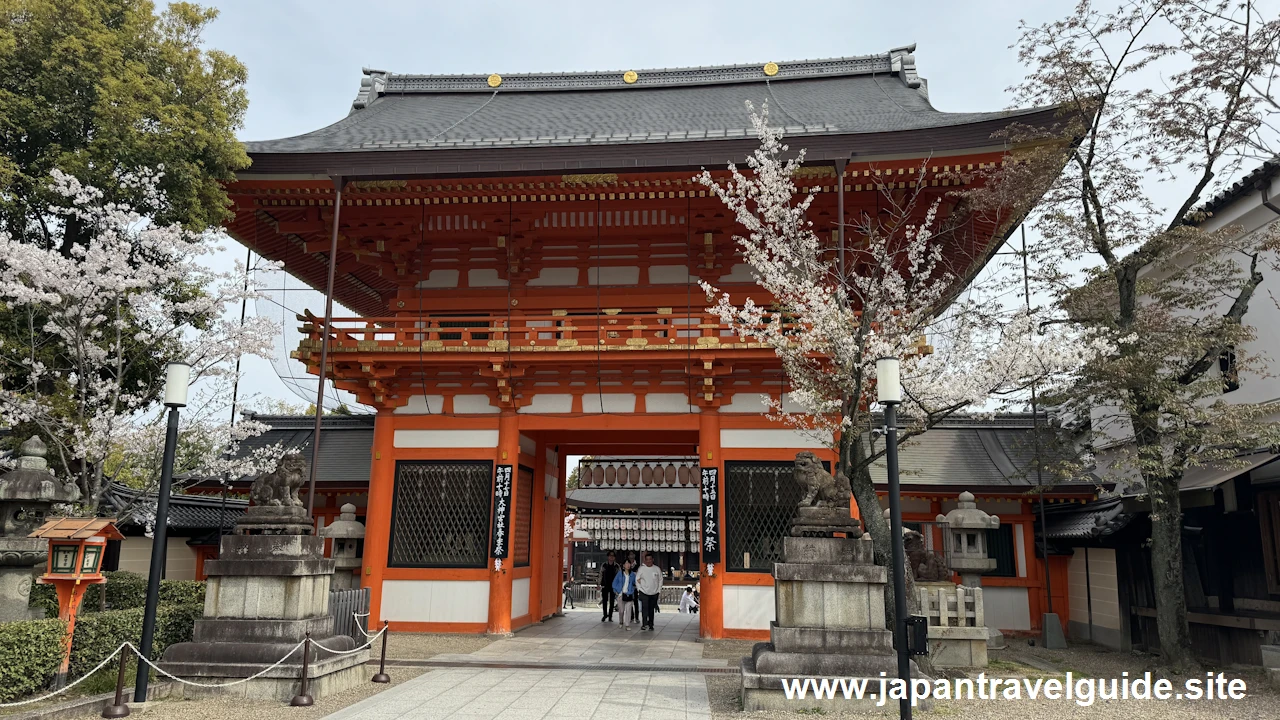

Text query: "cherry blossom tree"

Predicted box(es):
[983, 0, 1280, 669]
[697, 104, 1102, 620]
[0, 167, 282, 512]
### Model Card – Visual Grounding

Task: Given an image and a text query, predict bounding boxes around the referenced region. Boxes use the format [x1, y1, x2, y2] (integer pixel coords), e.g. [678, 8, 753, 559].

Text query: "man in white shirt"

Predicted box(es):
[636, 553, 663, 631]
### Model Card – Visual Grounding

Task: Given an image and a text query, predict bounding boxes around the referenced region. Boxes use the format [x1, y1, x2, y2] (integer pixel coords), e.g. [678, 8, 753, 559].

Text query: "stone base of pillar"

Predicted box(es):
[160, 534, 368, 702]
[740, 536, 930, 711]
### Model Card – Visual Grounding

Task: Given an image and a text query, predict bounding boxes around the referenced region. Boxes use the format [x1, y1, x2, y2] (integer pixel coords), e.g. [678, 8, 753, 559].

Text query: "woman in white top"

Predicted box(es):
[679, 585, 699, 614]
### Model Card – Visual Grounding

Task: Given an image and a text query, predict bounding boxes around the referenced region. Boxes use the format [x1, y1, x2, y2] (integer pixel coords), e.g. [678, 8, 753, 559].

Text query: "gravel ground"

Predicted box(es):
[702, 638, 1280, 718]
[375, 632, 494, 660]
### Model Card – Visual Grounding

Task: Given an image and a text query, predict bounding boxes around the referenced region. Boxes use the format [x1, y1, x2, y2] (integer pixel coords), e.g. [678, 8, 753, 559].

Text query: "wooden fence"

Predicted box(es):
[330, 587, 371, 641]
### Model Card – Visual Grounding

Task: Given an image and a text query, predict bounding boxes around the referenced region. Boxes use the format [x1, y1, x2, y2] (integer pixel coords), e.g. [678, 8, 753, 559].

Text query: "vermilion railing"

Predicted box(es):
[296, 311, 782, 353]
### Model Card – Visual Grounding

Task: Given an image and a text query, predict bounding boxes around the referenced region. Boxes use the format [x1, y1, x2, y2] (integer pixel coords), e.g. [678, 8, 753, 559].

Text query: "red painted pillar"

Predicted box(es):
[699, 409, 724, 640]
[362, 412, 395, 627]
[487, 411, 520, 634]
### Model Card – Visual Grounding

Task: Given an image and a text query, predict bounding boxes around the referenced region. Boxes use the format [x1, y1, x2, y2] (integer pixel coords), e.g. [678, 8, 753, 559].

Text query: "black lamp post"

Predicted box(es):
[133, 362, 188, 704]
[877, 356, 912, 720]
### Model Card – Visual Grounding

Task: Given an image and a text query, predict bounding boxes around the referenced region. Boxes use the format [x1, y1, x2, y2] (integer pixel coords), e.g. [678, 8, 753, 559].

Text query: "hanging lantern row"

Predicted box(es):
[590, 528, 697, 542]
[579, 460, 700, 488]
[597, 539, 691, 553]
[578, 516, 696, 532]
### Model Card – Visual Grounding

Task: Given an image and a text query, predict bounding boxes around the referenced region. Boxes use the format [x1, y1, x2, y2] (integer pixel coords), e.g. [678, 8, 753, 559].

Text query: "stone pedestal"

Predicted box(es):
[740, 535, 928, 712]
[160, 534, 368, 701]
[0, 537, 46, 622]
[916, 581, 988, 668]
[0, 436, 80, 621]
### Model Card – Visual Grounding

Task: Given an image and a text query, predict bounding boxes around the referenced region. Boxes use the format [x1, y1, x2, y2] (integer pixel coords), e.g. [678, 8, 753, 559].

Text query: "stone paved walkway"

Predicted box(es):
[326, 610, 717, 720]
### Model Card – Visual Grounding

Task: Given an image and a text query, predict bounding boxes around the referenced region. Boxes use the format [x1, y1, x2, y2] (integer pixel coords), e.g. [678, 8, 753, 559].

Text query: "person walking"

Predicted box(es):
[636, 552, 663, 631]
[599, 551, 619, 622]
[625, 551, 639, 624]
[613, 560, 638, 631]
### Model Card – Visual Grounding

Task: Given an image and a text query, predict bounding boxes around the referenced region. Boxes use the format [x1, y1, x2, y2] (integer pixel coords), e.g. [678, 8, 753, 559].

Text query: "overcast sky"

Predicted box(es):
[196, 0, 1082, 410]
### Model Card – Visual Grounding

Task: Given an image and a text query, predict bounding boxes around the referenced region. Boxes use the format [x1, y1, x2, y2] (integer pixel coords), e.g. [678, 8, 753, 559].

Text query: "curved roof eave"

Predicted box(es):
[237, 106, 1066, 180]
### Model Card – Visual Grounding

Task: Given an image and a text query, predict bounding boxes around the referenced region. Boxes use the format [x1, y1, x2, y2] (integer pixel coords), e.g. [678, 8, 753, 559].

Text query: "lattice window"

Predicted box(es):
[986, 525, 1017, 578]
[389, 460, 492, 568]
[725, 461, 805, 572]
[513, 465, 534, 567]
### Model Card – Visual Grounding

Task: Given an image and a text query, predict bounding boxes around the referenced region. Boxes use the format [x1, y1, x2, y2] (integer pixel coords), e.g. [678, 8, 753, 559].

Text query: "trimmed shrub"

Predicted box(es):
[28, 581, 57, 617]
[0, 618, 67, 702]
[29, 572, 205, 614]
[159, 579, 206, 607]
[68, 603, 202, 678]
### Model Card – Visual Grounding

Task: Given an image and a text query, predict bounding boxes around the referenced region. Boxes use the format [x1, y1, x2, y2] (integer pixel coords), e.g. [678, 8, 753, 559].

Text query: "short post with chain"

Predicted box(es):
[290, 633, 314, 707]
[101, 649, 131, 718]
[372, 621, 390, 683]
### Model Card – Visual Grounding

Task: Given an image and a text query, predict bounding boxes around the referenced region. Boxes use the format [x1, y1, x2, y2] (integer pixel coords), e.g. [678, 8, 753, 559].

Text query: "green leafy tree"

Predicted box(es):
[0, 0, 249, 250]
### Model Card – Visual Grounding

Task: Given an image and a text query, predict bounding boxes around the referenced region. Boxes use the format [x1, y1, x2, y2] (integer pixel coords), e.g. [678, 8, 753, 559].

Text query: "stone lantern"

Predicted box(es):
[0, 436, 81, 622]
[320, 503, 365, 590]
[937, 491, 1000, 587]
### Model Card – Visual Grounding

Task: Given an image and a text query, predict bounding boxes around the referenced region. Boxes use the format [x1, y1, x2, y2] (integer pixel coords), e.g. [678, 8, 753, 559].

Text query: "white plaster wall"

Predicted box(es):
[982, 586, 1031, 631]
[649, 265, 695, 284]
[116, 537, 197, 580]
[451, 394, 499, 414]
[381, 580, 490, 623]
[394, 395, 446, 415]
[417, 269, 460, 288]
[1014, 523, 1027, 578]
[587, 266, 640, 285]
[720, 429, 830, 449]
[394, 429, 500, 448]
[527, 267, 579, 286]
[468, 268, 508, 287]
[718, 264, 756, 283]
[721, 393, 768, 414]
[645, 394, 699, 413]
[519, 434, 537, 456]
[512, 577, 531, 619]
[1085, 548, 1121, 630]
[724, 584, 775, 630]
[519, 394, 573, 414]
[583, 393, 636, 413]
[1068, 550, 1090, 625]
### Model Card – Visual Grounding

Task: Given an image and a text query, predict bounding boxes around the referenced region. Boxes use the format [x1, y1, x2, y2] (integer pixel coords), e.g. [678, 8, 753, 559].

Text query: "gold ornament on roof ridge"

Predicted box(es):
[623, 70, 638, 84]
[763, 62, 779, 77]
[487, 74, 503, 88]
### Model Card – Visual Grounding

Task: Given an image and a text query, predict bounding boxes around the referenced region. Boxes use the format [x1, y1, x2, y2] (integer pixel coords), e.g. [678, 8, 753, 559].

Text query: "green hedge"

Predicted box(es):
[69, 603, 203, 678]
[29, 572, 206, 615]
[0, 618, 67, 702]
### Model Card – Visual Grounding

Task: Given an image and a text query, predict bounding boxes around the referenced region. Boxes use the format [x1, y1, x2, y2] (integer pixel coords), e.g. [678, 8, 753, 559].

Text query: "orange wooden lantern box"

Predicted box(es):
[29, 517, 124, 619]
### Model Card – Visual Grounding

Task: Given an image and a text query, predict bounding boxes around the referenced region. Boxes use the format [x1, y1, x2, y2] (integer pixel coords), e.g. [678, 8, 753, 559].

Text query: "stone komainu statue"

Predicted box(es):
[792, 451, 852, 508]
[904, 528, 952, 582]
[250, 453, 308, 507]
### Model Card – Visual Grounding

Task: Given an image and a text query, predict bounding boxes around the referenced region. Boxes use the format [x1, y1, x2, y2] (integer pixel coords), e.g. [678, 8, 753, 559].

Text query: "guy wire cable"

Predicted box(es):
[417, 217, 431, 415]
[686, 194, 693, 414]
[506, 198, 514, 404]
[595, 195, 605, 416]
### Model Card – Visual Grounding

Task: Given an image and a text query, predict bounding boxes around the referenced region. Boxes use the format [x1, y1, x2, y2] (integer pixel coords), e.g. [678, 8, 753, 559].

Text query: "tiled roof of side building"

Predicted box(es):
[243, 46, 1051, 156]
[1195, 157, 1280, 219]
[230, 413, 374, 485]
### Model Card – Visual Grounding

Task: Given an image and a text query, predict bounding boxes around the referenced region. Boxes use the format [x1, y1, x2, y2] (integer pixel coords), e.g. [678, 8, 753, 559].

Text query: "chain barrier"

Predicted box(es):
[311, 625, 386, 656]
[0, 646, 126, 708]
[1, 611, 381, 707]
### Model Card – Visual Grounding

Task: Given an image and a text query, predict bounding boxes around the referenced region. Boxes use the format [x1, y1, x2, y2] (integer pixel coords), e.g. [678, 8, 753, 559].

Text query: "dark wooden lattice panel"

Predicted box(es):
[389, 460, 493, 568]
[724, 461, 805, 573]
[513, 465, 534, 567]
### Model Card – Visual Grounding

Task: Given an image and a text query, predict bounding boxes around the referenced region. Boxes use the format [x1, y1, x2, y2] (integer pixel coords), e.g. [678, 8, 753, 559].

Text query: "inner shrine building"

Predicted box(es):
[225, 46, 1075, 638]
